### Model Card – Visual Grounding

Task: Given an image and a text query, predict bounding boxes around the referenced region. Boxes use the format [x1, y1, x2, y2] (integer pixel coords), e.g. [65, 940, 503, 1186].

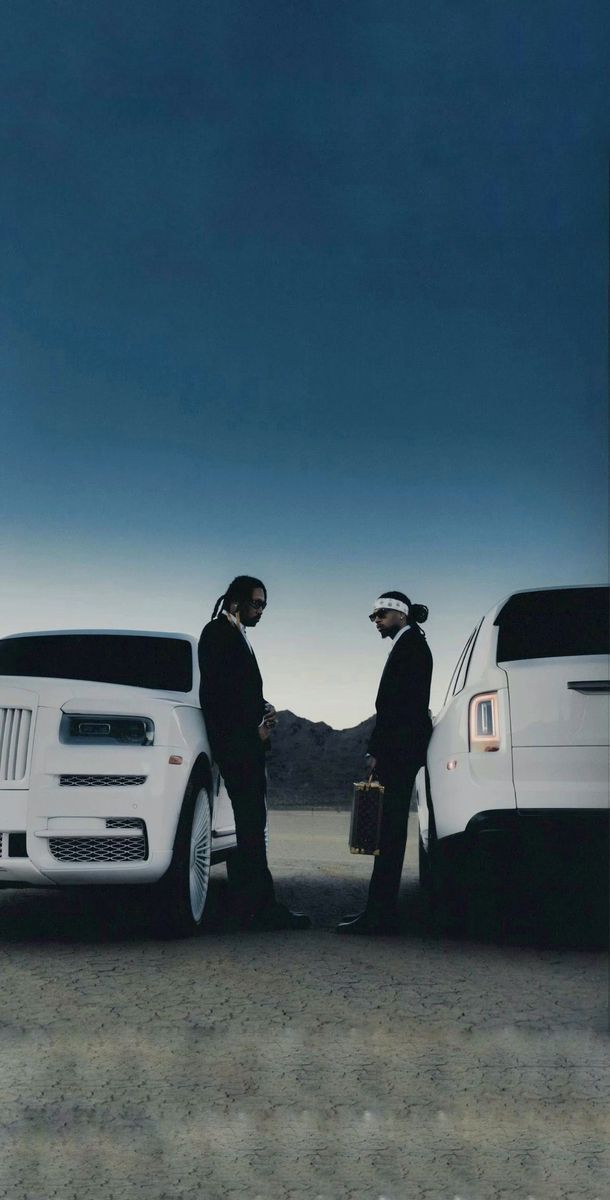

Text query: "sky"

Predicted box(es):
[1, 0, 608, 727]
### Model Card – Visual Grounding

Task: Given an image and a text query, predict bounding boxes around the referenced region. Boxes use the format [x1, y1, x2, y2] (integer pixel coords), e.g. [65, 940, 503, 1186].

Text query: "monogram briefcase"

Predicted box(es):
[349, 779, 385, 855]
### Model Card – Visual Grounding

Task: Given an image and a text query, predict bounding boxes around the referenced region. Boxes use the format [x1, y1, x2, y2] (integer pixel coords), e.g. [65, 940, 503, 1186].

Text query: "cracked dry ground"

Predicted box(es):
[0, 811, 607, 1200]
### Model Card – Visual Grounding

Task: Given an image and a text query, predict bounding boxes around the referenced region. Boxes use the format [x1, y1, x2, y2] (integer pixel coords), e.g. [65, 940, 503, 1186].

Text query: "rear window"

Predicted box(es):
[0, 634, 193, 692]
[495, 588, 609, 662]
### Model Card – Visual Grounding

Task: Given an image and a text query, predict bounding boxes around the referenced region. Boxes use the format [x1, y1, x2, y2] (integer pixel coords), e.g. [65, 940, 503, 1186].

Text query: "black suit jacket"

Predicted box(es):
[198, 616, 267, 767]
[368, 625, 433, 774]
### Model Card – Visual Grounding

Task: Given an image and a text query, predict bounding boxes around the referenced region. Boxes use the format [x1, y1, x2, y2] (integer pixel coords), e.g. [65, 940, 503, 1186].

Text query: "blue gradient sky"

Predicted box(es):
[2, 1, 607, 726]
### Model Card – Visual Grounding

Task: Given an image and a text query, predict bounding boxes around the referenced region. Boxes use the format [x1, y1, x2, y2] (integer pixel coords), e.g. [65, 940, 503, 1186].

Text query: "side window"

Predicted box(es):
[444, 628, 476, 706]
[453, 619, 483, 695]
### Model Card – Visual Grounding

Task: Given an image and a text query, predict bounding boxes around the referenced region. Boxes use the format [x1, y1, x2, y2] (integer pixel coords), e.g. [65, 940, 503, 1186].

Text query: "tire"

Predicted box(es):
[427, 814, 468, 936]
[418, 832, 436, 932]
[153, 774, 212, 938]
[430, 825, 506, 940]
[418, 832, 432, 894]
[424, 776, 507, 940]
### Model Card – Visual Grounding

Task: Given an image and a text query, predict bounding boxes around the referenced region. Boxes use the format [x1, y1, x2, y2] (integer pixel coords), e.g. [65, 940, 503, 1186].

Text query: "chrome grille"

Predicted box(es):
[59, 775, 146, 787]
[0, 708, 33, 782]
[106, 818, 145, 829]
[49, 820, 147, 862]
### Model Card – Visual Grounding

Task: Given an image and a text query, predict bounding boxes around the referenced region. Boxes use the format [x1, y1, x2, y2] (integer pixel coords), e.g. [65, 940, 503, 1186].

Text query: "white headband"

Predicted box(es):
[369, 596, 410, 617]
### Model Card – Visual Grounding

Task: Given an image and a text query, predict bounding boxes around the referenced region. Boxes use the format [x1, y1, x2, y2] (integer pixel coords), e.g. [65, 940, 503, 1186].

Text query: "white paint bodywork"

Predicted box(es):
[416, 588, 609, 849]
[504, 655, 608, 811]
[0, 630, 236, 886]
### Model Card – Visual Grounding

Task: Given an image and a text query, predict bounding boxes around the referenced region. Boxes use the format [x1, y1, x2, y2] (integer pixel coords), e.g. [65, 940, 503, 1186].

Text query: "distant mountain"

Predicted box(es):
[266, 710, 375, 807]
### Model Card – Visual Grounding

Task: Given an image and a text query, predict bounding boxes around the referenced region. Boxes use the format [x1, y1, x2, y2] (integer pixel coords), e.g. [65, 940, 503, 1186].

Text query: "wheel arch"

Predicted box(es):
[188, 753, 213, 803]
[151, 753, 214, 936]
[415, 763, 435, 850]
[424, 766, 439, 846]
[161, 753, 213, 876]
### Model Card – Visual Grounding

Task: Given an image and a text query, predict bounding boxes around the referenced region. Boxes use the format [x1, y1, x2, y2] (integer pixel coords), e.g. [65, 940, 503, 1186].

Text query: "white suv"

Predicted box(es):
[0, 629, 237, 935]
[415, 586, 609, 927]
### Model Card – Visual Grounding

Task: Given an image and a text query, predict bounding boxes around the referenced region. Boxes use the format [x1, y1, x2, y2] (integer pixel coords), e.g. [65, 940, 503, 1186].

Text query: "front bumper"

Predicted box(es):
[0, 751, 189, 885]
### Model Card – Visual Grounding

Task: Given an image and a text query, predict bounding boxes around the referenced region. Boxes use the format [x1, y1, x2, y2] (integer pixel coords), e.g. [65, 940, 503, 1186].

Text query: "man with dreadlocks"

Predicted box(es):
[198, 575, 311, 931]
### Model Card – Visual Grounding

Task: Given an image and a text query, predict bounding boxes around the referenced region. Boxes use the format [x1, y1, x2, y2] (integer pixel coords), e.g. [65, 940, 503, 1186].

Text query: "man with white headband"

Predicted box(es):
[337, 589, 433, 934]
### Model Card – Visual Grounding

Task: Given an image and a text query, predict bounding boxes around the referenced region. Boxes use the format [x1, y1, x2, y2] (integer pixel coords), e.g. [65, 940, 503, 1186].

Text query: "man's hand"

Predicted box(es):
[263, 703, 277, 729]
[259, 704, 277, 742]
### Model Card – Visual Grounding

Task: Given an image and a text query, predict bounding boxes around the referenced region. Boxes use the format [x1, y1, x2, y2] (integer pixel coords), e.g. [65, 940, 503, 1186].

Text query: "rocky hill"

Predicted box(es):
[266, 710, 375, 808]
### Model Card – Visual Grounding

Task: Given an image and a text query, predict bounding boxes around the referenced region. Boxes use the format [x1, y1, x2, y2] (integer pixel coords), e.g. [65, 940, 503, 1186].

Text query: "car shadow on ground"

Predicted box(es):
[0, 862, 606, 949]
[399, 859, 608, 950]
[272, 858, 608, 950]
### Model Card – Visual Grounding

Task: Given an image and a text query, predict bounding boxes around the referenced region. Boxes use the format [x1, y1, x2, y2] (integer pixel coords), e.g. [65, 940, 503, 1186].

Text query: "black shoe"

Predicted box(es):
[247, 903, 312, 931]
[335, 911, 399, 935]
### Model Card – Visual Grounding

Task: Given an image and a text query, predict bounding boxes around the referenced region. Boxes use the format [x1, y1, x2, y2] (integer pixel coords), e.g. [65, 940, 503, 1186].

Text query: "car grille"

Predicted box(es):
[59, 775, 146, 787]
[0, 708, 34, 782]
[48, 819, 147, 863]
[105, 818, 144, 829]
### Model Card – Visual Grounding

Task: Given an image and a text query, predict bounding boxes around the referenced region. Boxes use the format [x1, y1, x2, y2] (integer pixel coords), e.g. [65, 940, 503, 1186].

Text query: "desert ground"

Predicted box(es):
[0, 810, 607, 1200]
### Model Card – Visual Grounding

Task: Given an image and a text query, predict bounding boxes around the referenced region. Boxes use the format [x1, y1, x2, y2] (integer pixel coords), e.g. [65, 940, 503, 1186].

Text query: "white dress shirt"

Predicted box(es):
[223, 610, 254, 653]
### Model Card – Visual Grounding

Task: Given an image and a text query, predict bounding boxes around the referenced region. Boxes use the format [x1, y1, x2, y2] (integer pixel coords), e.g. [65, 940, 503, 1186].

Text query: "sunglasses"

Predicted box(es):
[248, 599, 267, 611]
[369, 609, 390, 621]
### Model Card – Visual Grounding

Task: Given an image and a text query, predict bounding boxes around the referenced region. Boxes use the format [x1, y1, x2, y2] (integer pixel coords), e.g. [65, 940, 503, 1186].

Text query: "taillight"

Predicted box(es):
[469, 692, 500, 752]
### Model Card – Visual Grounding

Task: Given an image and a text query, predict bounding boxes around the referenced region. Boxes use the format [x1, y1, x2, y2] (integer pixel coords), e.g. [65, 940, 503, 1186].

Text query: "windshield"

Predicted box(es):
[0, 634, 193, 692]
[495, 588, 609, 662]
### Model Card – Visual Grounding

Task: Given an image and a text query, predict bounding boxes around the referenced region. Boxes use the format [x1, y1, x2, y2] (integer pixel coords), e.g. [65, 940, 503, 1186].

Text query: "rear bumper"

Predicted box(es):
[441, 807, 609, 852]
[472, 807, 608, 836]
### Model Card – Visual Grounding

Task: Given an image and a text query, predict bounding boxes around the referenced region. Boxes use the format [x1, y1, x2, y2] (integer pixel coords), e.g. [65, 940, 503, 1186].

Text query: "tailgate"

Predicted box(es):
[505, 657, 609, 811]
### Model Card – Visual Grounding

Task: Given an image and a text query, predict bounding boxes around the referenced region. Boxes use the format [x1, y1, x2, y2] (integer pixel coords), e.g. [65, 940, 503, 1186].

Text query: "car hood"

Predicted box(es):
[0, 675, 194, 709]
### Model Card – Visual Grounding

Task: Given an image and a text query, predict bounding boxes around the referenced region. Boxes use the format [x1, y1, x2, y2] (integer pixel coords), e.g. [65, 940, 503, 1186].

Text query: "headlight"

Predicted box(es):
[61, 714, 155, 745]
[468, 693, 499, 752]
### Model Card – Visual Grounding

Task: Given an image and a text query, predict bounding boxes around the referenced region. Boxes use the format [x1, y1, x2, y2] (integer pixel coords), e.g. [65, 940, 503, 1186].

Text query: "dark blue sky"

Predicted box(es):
[2, 1, 608, 723]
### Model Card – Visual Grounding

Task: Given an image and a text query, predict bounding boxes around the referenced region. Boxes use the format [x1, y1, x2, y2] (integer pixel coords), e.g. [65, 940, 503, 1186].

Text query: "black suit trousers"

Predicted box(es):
[217, 750, 276, 921]
[366, 760, 419, 918]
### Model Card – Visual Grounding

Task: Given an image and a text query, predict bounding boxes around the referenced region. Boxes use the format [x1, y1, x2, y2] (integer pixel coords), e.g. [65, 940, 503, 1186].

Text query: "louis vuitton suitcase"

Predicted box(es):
[349, 779, 385, 855]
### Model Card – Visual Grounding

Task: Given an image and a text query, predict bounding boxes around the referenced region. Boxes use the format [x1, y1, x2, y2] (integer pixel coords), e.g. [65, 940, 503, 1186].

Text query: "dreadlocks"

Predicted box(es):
[211, 575, 268, 620]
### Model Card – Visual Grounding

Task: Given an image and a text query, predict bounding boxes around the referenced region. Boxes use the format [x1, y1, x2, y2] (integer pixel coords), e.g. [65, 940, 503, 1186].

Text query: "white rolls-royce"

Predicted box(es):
[0, 629, 237, 935]
[415, 586, 609, 930]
